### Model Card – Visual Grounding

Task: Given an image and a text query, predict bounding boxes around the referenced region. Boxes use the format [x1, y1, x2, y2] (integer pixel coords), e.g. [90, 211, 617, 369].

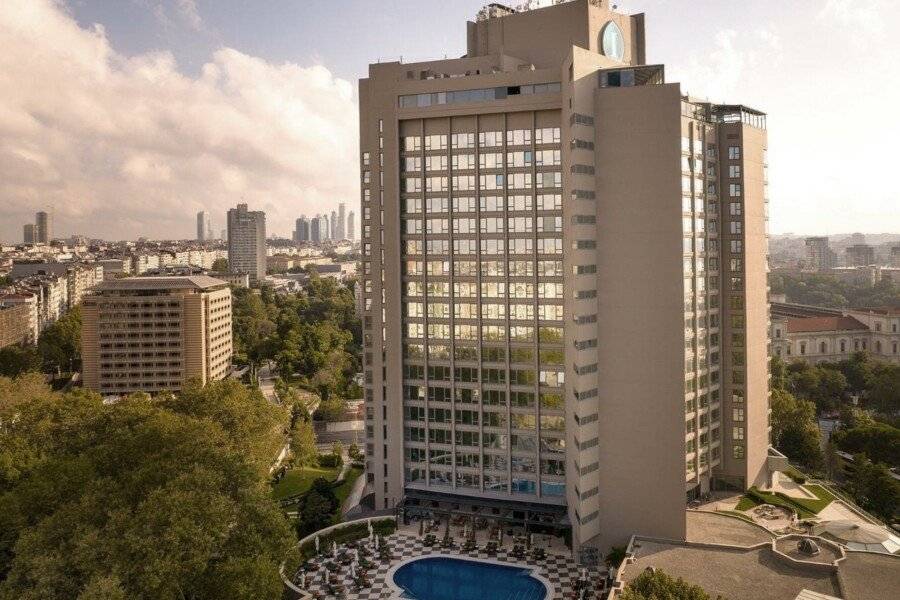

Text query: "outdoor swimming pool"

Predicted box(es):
[392, 556, 549, 600]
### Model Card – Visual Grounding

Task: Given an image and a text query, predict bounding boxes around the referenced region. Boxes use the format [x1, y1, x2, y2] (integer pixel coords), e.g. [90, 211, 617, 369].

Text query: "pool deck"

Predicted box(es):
[292, 532, 605, 599]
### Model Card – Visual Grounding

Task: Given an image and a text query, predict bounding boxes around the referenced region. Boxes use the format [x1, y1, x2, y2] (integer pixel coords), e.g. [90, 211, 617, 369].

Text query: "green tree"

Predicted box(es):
[867, 363, 900, 415]
[295, 487, 334, 538]
[770, 356, 788, 392]
[848, 454, 900, 522]
[0, 346, 41, 377]
[833, 423, 900, 468]
[290, 420, 318, 468]
[839, 351, 875, 393]
[0, 375, 294, 599]
[37, 306, 82, 373]
[770, 388, 824, 470]
[211, 258, 228, 272]
[620, 569, 722, 600]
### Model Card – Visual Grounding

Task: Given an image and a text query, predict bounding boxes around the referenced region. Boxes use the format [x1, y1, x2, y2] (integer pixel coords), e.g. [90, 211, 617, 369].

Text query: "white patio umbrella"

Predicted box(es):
[814, 520, 900, 554]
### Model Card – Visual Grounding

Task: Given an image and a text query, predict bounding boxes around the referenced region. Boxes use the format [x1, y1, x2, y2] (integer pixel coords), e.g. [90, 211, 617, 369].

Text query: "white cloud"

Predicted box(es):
[668, 27, 782, 103]
[818, 0, 886, 39]
[175, 0, 202, 31]
[0, 0, 359, 242]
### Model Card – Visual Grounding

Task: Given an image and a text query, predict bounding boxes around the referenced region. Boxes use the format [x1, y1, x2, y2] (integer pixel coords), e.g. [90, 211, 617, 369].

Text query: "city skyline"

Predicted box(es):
[1, 0, 899, 243]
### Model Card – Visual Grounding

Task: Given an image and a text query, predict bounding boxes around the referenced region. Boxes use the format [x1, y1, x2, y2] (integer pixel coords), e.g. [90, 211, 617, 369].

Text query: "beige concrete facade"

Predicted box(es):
[772, 305, 900, 365]
[359, 0, 769, 556]
[0, 302, 33, 348]
[81, 276, 232, 395]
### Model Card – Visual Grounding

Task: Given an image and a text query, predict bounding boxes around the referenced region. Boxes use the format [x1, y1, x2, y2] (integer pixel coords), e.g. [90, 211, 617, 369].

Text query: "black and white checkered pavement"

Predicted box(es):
[293, 533, 604, 599]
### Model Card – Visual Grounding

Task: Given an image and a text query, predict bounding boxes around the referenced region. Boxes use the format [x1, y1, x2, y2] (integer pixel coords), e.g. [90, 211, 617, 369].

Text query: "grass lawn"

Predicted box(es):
[272, 465, 341, 501]
[735, 494, 763, 511]
[734, 485, 835, 519]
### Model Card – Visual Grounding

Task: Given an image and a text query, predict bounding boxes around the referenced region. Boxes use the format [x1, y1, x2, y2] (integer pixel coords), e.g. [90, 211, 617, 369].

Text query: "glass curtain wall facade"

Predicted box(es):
[398, 116, 566, 501]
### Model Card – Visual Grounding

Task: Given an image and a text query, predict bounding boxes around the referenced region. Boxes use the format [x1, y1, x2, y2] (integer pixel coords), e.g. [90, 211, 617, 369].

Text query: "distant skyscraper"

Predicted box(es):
[226, 203, 266, 284]
[330, 210, 337, 240]
[805, 237, 835, 272]
[196, 211, 212, 241]
[845, 244, 875, 267]
[347, 211, 356, 241]
[310, 215, 321, 242]
[220, 228, 227, 241]
[320, 214, 330, 241]
[295, 217, 310, 243]
[35, 211, 51, 244]
[23, 223, 35, 244]
[338, 203, 347, 239]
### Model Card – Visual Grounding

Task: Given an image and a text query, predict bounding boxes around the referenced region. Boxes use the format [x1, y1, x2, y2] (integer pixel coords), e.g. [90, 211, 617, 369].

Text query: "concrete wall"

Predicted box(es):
[593, 82, 688, 549]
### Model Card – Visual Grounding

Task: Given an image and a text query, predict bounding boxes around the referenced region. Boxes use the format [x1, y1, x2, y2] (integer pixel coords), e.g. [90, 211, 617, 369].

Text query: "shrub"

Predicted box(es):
[318, 453, 342, 468]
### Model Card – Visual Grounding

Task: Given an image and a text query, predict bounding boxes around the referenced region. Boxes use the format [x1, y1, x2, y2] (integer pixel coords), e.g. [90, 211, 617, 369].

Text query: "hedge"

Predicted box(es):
[298, 519, 397, 562]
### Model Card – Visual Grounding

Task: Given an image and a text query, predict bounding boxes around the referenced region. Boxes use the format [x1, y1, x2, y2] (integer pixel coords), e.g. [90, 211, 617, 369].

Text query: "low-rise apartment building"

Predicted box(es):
[0, 300, 35, 348]
[81, 276, 233, 395]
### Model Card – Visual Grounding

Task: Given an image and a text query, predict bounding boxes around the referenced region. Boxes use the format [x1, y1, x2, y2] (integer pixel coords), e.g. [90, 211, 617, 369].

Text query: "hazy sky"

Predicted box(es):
[1, 0, 898, 242]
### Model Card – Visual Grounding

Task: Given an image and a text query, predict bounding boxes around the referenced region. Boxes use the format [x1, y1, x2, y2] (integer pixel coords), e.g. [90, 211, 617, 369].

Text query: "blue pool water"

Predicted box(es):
[393, 556, 548, 600]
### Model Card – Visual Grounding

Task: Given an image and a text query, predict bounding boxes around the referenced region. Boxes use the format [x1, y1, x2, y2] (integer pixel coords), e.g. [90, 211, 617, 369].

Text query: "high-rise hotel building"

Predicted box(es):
[359, 0, 771, 553]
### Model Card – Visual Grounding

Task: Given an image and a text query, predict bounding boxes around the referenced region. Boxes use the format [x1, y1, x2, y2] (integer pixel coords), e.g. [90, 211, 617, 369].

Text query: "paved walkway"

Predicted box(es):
[765, 472, 818, 500]
[686, 511, 774, 546]
[257, 361, 277, 403]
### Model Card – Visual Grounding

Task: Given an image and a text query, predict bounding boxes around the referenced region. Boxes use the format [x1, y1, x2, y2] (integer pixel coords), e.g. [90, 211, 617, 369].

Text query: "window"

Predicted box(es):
[424, 134, 447, 150]
[478, 131, 503, 148]
[425, 155, 447, 171]
[728, 146, 741, 160]
[729, 183, 742, 197]
[451, 133, 475, 149]
[452, 154, 476, 170]
[479, 152, 503, 169]
[403, 136, 422, 152]
[506, 151, 533, 167]
[728, 165, 741, 178]
[535, 127, 561, 144]
[506, 129, 532, 146]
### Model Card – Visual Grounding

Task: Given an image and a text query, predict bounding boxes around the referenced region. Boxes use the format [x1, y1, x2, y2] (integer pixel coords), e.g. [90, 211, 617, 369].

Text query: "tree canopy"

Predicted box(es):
[769, 272, 900, 309]
[231, 275, 360, 401]
[0, 375, 295, 599]
[620, 569, 724, 600]
[37, 305, 82, 373]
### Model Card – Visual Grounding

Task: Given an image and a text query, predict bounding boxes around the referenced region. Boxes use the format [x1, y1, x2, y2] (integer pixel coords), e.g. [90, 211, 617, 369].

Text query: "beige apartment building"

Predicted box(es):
[0, 300, 34, 349]
[81, 276, 232, 395]
[359, 0, 770, 555]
